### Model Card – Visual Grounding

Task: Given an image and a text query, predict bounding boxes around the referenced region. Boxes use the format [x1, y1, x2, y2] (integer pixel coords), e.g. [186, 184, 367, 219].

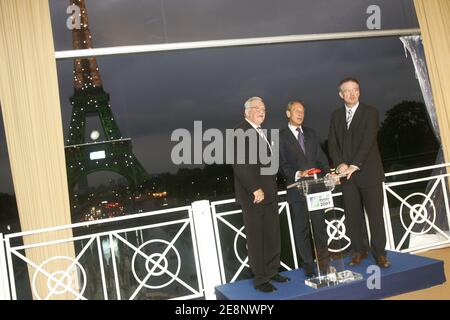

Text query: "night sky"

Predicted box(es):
[0, 0, 424, 193]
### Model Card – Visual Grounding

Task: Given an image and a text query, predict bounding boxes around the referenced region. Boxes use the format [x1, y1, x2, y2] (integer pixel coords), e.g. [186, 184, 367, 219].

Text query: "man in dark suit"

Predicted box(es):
[279, 100, 331, 277]
[231, 96, 289, 293]
[328, 77, 390, 268]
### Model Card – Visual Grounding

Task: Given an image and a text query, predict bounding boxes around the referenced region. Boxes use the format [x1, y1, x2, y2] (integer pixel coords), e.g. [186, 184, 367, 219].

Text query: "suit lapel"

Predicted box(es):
[348, 104, 364, 131]
[337, 108, 346, 141]
[303, 129, 311, 156]
[242, 120, 253, 131]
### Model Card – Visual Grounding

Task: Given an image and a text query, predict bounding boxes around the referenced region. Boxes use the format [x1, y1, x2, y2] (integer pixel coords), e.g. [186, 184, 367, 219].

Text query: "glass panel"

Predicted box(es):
[55, 35, 440, 226]
[49, 0, 419, 51]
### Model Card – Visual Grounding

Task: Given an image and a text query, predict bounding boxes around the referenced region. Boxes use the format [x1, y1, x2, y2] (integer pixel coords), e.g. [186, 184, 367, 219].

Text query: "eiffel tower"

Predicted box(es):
[65, 0, 150, 192]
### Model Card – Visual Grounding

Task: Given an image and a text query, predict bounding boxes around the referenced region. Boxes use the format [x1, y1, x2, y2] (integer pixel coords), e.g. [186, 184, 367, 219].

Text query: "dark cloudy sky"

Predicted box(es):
[0, 0, 424, 193]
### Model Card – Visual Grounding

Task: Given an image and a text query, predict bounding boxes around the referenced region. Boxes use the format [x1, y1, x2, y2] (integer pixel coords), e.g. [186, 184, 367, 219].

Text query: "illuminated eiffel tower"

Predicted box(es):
[65, 0, 150, 192]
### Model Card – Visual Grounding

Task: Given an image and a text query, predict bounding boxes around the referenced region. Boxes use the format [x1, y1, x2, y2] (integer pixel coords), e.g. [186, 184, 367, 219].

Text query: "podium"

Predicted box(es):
[287, 170, 363, 289]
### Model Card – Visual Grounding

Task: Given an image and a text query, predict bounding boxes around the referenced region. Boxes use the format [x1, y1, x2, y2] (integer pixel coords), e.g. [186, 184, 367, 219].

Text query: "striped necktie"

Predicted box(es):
[346, 109, 353, 129]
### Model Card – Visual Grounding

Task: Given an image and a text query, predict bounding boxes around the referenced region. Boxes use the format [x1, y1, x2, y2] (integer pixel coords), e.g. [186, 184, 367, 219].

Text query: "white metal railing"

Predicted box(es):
[0, 233, 11, 300]
[2, 206, 204, 300]
[383, 163, 450, 253]
[0, 163, 449, 300]
[210, 196, 298, 284]
[190, 201, 222, 300]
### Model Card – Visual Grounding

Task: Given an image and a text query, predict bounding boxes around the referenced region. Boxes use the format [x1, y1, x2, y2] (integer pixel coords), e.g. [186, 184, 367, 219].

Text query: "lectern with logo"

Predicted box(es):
[287, 169, 363, 289]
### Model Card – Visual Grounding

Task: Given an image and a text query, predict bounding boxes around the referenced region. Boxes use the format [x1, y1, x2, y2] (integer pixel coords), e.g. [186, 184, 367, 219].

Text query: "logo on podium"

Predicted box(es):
[306, 191, 334, 211]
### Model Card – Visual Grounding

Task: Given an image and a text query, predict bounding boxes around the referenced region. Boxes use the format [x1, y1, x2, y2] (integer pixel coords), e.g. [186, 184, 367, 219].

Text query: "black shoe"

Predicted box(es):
[271, 274, 290, 283]
[254, 282, 277, 292]
[303, 264, 317, 278]
[349, 251, 368, 266]
[376, 255, 391, 268]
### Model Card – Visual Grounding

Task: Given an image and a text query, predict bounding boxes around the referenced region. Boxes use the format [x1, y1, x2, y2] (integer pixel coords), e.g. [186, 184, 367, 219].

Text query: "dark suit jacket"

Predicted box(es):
[328, 102, 384, 187]
[232, 120, 277, 206]
[279, 126, 330, 203]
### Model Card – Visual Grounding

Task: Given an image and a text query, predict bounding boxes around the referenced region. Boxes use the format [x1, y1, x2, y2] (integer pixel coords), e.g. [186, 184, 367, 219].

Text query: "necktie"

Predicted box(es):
[346, 109, 353, 129]
[296, 127, 305, 154]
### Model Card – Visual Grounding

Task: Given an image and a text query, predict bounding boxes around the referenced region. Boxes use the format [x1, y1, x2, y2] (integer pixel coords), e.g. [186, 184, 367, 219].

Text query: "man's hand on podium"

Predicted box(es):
[336, 163, 349, 174]
[327, 172, 341, 185]
[341, 165, 359, 179]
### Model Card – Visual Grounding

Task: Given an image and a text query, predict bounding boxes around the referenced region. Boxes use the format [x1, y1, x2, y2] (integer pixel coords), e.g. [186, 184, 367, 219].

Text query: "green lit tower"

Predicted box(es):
[65, 0, 150, 192]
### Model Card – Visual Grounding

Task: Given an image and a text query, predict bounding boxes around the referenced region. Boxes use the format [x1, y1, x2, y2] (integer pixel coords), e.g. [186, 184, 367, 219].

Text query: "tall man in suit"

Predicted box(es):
[328, 78, 390, 268]
[231, 96, 289, 293]
[279, 101, 331, 277]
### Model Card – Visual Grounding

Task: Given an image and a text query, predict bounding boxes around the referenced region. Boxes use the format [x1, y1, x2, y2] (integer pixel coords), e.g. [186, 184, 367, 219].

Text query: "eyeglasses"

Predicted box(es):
[250, 107, 266, 113]
[341, 88, 360, 94]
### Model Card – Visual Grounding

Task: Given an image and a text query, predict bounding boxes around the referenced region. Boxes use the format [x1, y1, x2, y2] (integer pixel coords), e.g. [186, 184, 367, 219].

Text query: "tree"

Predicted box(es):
[378, 101, 439, 169]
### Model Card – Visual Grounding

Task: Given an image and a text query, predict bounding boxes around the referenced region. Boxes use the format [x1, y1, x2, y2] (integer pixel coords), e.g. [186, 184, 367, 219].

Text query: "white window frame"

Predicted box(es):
[55, 28, 420, 60]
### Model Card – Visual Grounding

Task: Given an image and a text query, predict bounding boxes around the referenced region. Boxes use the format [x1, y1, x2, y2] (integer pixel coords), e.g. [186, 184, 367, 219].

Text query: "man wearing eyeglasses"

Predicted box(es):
[328, 77, 390, 268]
[231, 96, 289, 293]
